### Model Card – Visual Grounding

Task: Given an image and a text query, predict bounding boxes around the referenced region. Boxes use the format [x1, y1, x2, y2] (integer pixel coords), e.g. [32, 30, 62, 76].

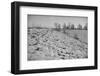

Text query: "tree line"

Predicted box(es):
[54, 22, 88, 32]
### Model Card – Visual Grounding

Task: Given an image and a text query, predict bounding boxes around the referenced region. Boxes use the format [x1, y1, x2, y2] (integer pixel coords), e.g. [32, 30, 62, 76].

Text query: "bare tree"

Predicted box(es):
[67, 23, 71, 30]
[62, 23, 67, 33]
[54, 23, 61, 31]
[70, 24, 75, 30]
[77, 24, 82, 30]
[83, 23, 88, 30]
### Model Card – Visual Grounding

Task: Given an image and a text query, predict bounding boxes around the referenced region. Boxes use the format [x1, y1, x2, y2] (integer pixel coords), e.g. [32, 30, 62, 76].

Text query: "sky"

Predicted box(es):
[28, 15, 88, 28]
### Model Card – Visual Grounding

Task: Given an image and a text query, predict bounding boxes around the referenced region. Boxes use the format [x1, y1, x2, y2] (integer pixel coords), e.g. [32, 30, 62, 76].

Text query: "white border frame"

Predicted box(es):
[20, 6, 95, 70]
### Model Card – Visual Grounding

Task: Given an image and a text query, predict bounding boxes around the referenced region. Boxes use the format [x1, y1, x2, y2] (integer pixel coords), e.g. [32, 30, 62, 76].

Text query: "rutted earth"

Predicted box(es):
[28, 28, 88, 60]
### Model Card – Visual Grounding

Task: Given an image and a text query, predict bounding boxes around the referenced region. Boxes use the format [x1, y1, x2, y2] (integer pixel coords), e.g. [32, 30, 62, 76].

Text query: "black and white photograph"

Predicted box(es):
[11, 1, 97, 74]
[28, 15, 88, 60]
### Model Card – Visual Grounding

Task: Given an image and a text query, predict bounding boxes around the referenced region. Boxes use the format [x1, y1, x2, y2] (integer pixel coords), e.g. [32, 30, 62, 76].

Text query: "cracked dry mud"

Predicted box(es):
[28, 28, 88, 60]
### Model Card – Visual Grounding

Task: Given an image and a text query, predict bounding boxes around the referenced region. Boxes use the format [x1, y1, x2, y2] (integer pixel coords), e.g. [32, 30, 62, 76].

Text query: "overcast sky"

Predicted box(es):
[28, 15, 88, 28]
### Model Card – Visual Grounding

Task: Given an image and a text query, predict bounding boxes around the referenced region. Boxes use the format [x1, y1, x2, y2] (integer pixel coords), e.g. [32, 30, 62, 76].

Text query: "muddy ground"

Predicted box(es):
[28, 28, 88, 60]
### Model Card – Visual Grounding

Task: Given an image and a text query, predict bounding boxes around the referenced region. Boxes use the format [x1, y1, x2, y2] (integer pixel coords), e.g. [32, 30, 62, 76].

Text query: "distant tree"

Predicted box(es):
[66, 26, 69, 29]
[70, 24, 75, 30]
[83, 23, 88, 30]
[62, 23, 67, 33]
[67, 23, 71, 30]
[77, 24, 82, 30]
[54, 23, 61, 31]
